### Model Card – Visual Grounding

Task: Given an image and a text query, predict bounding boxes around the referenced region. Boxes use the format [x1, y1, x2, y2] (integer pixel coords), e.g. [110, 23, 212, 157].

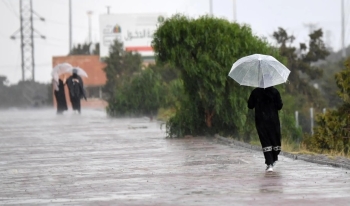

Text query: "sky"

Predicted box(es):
[0, 0, 348, 84]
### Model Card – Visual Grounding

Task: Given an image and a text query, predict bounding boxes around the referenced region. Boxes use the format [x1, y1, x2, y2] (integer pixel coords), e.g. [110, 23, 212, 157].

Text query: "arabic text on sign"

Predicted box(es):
[124, 29, 153, 41]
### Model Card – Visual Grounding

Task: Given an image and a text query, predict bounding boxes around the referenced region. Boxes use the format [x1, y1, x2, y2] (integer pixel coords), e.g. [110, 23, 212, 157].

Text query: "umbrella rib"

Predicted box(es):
[259, 60, 264, 88]
[240, 63, 253, 86]
[267, 60, 289, 81]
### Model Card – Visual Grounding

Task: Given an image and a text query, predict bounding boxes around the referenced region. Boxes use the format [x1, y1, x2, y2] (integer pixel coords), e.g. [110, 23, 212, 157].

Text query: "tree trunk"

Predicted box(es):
[205, 109, 215, 128]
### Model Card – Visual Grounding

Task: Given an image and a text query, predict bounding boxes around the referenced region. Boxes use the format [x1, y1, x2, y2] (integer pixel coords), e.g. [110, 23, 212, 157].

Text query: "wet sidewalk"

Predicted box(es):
[0, 109, 349, 205]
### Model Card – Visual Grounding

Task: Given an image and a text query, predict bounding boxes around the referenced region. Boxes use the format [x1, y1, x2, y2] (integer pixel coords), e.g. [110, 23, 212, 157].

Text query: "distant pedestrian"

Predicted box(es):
[247, 82, 283, 172]
[53, 75, 68, 115]
[66, 69, 86, 114]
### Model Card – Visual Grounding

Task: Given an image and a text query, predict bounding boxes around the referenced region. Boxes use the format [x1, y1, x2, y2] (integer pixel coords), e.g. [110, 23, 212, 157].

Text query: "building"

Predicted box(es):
[52, 54, 155, 110]
[99, 13, 166, 59]
[52, 12, 164, 109]
[52, 55, 108, 109]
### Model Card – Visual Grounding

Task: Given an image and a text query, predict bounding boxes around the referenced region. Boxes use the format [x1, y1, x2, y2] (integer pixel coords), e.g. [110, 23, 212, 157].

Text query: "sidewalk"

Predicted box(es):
[0, 109, 349, 205]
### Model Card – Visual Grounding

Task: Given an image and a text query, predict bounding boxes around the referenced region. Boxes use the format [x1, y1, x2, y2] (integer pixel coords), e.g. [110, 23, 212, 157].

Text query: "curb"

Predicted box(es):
[214, 134, 350, 170]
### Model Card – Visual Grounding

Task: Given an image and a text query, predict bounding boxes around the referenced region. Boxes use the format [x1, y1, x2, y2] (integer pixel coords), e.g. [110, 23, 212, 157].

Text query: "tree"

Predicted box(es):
[69, 43, 99, 55]
[0, 80, 50, 108]
[102, 39, 142, 100]
[107, 68, 165, 118]
[152, 14, 293, 138]
[272, 28, 329, 97]
[102, 39, 164, 117]
[307, 58, 350, 154]
[0, 75, 8, 87]
[147, 63, 180, 84]
[272, 27, 330, 133]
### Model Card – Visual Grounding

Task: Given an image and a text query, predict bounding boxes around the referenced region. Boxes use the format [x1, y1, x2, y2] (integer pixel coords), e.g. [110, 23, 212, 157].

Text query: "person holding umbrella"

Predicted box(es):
[52, 63, 73, 115]
[53, 74, 68, 115]
[66, 68, 87, 114]
[228, 54, 290, 172]
[247, 74, 283, 172]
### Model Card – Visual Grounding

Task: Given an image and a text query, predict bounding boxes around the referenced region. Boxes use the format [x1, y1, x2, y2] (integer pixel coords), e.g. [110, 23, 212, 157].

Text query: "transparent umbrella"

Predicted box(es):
[228, 54, 290, 88]
[67, 67, 88, 78]
[51, 63, 73, 82]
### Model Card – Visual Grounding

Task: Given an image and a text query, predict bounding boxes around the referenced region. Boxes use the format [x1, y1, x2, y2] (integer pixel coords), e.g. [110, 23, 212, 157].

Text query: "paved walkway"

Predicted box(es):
[0, 109, 349, 205]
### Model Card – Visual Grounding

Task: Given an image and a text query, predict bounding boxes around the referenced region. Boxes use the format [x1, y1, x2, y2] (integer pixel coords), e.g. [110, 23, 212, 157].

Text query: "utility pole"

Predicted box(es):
[10, 0, 45, 82]
[69, 0, 72, 53]
[106, 6, 110, 14]
[209, 0, 213, 15]
[232, 0, 236, 22]
[87, 11, 93, 43]
[325, 30, 332, 49]
[341, 0, 346, 58]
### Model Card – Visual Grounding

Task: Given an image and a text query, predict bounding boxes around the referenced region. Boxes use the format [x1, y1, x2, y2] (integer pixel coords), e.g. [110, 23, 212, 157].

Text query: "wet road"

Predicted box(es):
[0, 109, 349, 205]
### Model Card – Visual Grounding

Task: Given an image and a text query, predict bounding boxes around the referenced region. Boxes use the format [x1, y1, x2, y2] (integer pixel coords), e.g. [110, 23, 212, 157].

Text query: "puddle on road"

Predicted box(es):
[185, 147, 217, 151]
[183, 159, 244, 166]
[128, 126, 148, 129]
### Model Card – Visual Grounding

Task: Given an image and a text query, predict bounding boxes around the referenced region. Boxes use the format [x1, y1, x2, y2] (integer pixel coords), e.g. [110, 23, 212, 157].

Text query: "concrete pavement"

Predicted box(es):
[0, 109, 349, 205]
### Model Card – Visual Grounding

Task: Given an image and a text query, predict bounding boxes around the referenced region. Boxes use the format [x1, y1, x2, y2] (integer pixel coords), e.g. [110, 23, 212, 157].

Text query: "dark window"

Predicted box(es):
[85, 86, 102, 98]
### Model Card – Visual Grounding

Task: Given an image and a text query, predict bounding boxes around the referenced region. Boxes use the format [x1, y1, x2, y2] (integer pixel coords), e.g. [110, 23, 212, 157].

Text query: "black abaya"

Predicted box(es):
[54, 79, 68, 114]
[247, 87, 283, 165]
[66, 74, 86, 113]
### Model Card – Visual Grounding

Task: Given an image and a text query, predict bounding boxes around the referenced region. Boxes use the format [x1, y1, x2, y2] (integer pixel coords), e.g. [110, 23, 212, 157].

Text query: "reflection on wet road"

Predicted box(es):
[0, 109, 349, 205]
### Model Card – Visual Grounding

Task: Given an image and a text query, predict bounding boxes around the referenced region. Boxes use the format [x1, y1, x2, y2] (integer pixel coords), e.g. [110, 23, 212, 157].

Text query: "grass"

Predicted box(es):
[250, 136, 350, 159]
[157, 108, 350, 159]
[248, 135, 300, 153]
[278, 139, 350, 159]
[156, 107, 176, 122]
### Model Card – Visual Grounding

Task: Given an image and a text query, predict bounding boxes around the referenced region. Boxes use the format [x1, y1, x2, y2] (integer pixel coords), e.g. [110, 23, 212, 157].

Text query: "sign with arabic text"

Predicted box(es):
[99, 13, 167, 58]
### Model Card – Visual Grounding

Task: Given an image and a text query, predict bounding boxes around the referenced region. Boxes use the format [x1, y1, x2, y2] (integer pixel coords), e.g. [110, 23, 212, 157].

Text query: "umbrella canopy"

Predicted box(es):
[228, 54, 290, 88]
[52, 63, 73, 82]
[67, 67, 88, 78]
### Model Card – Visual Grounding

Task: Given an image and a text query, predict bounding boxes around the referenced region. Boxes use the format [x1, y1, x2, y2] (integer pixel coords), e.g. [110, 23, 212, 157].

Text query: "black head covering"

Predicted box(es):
[72, 68, 78, 78]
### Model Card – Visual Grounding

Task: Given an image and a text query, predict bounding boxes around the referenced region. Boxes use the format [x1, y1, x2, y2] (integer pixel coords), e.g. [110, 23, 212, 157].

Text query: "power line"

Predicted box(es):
[1, 0, 95, 31]
[0, 62, 51, 68]
[1, 0, 19, 17]
[43, 36, 69, 42]
[8, 0, 19, 17]
[44, 18, 99, 32]
[36, 41, 67, 47]
[0, 31, 8, 39]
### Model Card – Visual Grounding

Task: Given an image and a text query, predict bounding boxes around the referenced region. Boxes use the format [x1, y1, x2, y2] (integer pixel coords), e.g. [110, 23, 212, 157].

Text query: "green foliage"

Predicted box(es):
[335, 59, 350, 103]
[104, 39, 183, 118]
[0, 78, 51, 108]
[102, 39, 142, 100]
[103, 39, 168, 117]
[161, 78, 184, 110]
[165, 95, 206, 137]
[275, 85, 303, 142]
[272, 27, 329, 133]
[272, 28, 328, 96]
[147, 63, 180, 83]
[152, 14, 298, 138]
[319, 60, 343, 108]
[307, 58, 350, 154]
[69, 43, 99, 55]
[106, 68, 165, 117]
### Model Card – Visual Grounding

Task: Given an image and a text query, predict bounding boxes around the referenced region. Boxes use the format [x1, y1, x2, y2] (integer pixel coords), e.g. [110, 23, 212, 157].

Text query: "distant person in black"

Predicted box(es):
[53, 75, 68, 115]
[66, 69, 86, 114]
[247, 82, 283, 172]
